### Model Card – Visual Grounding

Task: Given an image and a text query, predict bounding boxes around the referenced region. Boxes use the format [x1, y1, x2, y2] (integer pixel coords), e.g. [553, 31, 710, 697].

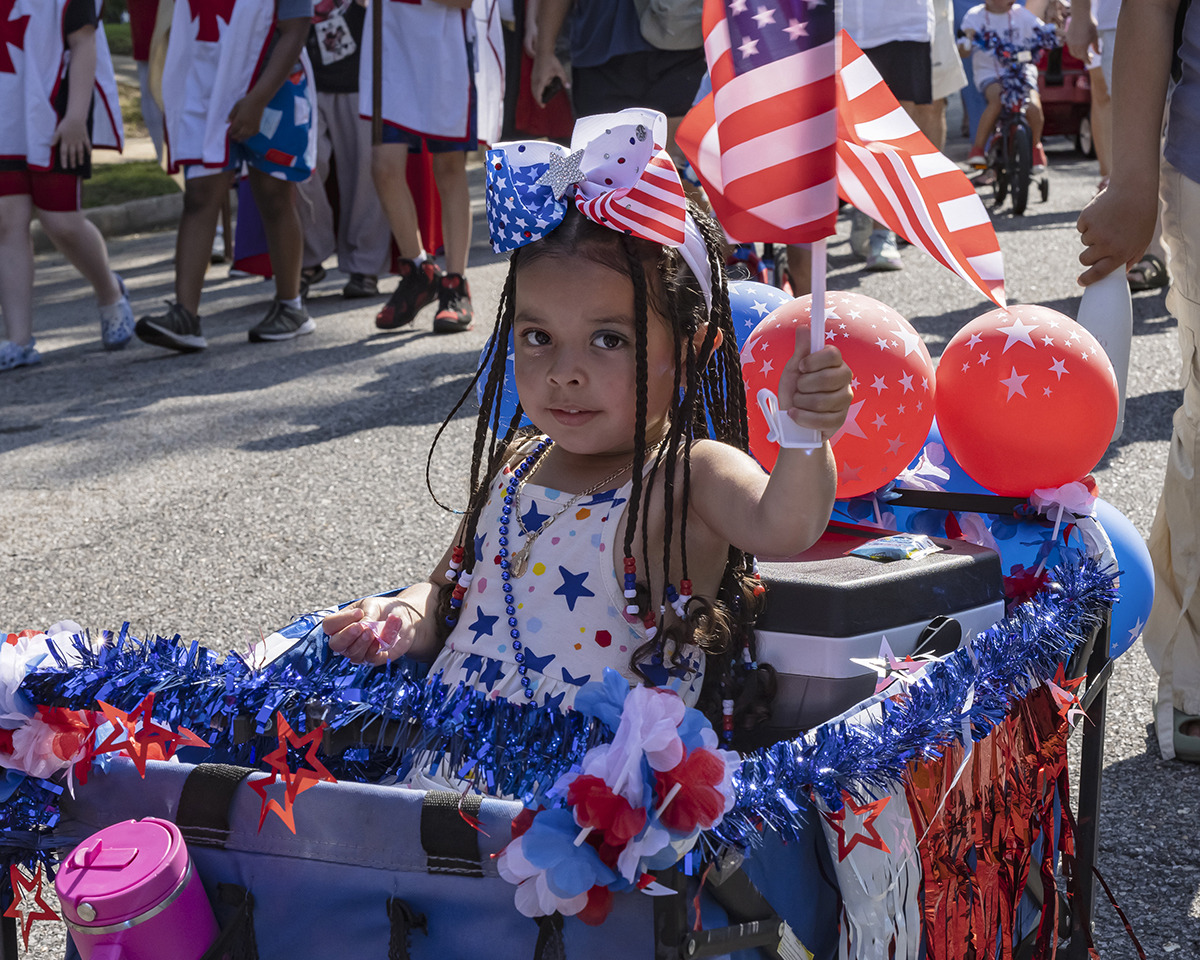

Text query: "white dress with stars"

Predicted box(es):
[428, 455, 704, 712]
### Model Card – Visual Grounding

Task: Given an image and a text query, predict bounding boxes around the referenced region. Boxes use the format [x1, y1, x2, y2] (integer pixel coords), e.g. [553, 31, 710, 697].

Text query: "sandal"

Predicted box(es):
[1127, 253, 1169, 292]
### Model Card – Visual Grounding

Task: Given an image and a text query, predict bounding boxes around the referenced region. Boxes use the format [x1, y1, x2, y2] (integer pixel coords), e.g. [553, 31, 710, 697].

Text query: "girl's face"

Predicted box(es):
[512, 255, 678, 460]
[984, 0, 1015, 11]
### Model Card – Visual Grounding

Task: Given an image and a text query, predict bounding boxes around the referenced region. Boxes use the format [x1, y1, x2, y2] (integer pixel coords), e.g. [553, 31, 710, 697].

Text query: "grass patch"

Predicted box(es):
[104, 22, 132, 57]
[83, 160, 180, 209]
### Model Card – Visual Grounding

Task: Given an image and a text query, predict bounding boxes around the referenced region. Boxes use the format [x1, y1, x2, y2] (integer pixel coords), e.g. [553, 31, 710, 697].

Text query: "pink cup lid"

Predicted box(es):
[55, 818, 190, 927]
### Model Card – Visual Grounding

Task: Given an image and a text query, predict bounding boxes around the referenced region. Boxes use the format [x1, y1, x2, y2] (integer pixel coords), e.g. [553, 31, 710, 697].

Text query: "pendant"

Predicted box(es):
[510, 541, 533, 578]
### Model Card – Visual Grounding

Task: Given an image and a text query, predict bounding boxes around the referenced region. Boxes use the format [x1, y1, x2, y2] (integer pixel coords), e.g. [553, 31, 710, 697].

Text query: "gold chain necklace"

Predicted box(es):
[509, 441, 655, 578]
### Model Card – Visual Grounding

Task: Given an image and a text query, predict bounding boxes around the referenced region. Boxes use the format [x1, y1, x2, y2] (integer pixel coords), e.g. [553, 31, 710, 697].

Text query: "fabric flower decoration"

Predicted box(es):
[654, 747, 736, 833]
[582, 685, 685, 805]
[496, 808, 618, 918]
[6, 707, 95, 780]
[567, 774, 647, 846]
[573, 668, 631, 732]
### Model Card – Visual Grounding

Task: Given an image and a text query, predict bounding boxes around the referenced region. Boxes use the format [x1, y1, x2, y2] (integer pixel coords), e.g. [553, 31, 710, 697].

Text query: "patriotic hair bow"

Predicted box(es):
[486, 108, 713, 308]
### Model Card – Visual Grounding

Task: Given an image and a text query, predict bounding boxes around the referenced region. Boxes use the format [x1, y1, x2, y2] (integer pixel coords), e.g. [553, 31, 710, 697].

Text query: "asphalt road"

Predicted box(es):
[3, 134, 1197, 957]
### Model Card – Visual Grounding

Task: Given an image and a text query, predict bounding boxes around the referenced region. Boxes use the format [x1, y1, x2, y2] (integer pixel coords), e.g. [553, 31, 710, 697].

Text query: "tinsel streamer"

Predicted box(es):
[972, 25, 1061, 111]
[5, 560, 1115, 884]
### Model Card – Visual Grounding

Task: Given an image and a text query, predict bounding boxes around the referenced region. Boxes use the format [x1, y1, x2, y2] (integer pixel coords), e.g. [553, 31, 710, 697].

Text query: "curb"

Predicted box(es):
[32, 193, 182, 254]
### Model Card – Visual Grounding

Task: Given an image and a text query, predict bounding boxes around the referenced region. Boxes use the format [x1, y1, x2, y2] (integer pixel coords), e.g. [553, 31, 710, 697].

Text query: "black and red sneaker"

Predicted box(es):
[432, 273, 474, 333]
[375, 258, 442, 329]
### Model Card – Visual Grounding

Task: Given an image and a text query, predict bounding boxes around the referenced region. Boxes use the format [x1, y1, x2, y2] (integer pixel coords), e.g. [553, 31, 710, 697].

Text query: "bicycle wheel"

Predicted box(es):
[1008, 121, 1033, 216]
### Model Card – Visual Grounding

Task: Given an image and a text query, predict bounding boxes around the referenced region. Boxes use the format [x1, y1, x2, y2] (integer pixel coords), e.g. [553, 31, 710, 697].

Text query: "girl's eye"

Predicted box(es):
[520, 329, 551, 347]
[593, 332, 626, 350]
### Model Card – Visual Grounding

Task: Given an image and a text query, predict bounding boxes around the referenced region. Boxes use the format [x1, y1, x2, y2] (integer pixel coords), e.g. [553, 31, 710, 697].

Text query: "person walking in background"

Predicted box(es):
[135, 0, 317, 352]
[0, 0, 134, 370]
[1077, 0, 1200, 762]
[297, 0, 390, 301]
[925, 0, 970, 150]
[529, 0, 705, 181]
[366, 0, 504, 334]
[842, 0, 937, 271]
[127, 0, 165, 162]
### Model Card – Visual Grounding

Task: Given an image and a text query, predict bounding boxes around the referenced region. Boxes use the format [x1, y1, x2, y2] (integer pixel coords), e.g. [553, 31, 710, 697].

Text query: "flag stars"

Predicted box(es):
[752, 5, 776, 28]
[784, 17, 808, 40]
[739, 36, 760, 58]
[730, 0, 748, 12]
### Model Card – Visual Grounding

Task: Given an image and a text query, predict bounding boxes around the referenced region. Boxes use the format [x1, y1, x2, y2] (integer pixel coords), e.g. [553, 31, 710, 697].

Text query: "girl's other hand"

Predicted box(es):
[777, 341, 854, 442]
[324, 598, 415, 665]
[51, 117, 90, 170]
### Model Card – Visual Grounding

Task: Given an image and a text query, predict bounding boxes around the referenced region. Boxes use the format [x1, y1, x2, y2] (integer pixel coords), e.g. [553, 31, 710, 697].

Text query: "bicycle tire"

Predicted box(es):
[1009, 121, 1033, 216]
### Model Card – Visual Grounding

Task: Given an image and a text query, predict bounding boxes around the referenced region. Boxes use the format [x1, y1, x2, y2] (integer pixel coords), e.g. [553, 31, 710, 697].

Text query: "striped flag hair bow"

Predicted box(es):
[676, 0, 840, 244]
[836, 31, 1006, 307]
[485, 108, 713, 308]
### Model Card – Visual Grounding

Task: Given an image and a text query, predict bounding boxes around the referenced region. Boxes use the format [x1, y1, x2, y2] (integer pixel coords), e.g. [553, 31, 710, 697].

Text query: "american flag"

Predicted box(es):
[676, 0, 839, 244]
[836, 32, 1006, 306]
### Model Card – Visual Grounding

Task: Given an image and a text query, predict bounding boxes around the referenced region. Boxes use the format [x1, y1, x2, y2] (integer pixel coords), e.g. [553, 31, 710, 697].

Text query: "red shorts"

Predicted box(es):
[0, 169, 82, 212]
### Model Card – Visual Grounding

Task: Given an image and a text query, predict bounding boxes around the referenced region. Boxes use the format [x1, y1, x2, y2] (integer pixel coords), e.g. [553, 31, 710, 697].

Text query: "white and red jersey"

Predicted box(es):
[162, 0, 311, 171]
[358, 0, 503, 145]
[0, 0, 123, 170]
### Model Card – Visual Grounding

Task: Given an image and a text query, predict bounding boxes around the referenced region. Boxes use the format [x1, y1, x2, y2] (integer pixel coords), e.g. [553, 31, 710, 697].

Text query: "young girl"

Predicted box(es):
[325, 109, 853, 742]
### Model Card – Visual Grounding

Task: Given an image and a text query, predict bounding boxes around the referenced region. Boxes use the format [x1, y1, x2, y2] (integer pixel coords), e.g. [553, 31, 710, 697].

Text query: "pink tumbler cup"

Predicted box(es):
[55, 817, 219, 960]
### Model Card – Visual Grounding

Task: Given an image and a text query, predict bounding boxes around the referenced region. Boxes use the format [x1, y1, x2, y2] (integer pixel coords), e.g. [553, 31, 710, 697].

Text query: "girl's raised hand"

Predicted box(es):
[776, 339, 854, 442]
[325, 598, 419, 665]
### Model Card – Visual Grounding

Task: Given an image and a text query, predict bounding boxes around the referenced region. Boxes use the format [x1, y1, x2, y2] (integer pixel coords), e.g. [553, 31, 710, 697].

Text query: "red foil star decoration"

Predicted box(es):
[821, 792, 893, 861]
[5, 864, 59, 949]
[1045, 664, 1088, 729]
[248, 714, 336, 834]
[90, 693, 210, 777]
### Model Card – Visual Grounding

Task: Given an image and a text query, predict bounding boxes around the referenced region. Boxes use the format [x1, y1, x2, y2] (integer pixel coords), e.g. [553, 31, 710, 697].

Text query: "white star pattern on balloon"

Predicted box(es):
[1000, 367, 1028, 400]
[977, 351, 991, 367]
[967, 332, 983, 349]
[898, 372, 914, 393]
[875, 336, 891, 351]
[830, 400, 867, 443]
[1049, 357, 1068, 379]
[890, 323, 923, 357]
[872, 375, 887, 394]
[997, 316, 1040, 352]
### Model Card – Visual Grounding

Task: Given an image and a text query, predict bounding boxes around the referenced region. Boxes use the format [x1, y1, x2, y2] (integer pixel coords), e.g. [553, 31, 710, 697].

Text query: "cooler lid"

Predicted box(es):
[55, 817, 188, 927]
[756, 523, 1005, 637]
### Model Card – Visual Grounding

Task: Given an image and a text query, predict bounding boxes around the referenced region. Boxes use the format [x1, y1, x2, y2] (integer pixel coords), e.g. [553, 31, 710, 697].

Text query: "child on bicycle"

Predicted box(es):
[324, 109, 853, 750]
[959, 0, 1050, 173]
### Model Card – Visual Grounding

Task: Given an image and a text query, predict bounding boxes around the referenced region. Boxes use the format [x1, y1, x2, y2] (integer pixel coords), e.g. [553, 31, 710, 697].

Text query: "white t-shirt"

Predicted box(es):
[843, 0, 934, 49]
[960, 4, 1046, 89]
[1096, 0, 1122, 32]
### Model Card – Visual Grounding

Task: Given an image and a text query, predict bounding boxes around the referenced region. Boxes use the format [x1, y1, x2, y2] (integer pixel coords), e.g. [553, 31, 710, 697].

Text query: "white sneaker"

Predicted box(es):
[865, 231, 903, 271]
[850, 209, 873, 259]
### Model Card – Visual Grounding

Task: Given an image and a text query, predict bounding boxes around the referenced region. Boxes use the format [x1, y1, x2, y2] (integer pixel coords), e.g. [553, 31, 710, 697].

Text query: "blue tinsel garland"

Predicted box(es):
[3, 559, 1114, 872]
[972, 24, 1060, 111]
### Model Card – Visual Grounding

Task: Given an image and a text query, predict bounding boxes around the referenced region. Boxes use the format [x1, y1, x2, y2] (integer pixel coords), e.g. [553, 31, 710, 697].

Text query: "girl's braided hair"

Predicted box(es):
[426, 201, 776, 748]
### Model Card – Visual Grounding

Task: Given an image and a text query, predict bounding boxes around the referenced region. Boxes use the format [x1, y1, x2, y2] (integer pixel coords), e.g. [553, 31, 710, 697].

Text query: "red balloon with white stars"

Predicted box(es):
[741, 292, 936, 500]
[936, 304, 1118, 497]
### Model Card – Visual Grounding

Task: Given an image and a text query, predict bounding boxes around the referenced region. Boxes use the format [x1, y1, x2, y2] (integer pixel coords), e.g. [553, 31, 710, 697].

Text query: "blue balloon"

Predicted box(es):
[728, 280, 793, 348]
[1093, 498, 1153, 658]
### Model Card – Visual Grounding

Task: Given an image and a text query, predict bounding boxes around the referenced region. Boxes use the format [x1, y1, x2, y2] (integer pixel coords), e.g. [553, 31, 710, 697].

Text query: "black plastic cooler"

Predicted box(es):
[756, 523, 1007, 737]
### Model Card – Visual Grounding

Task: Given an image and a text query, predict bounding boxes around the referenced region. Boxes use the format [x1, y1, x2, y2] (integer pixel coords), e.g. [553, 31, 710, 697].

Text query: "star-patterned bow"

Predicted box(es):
[486, 108, 688, 255]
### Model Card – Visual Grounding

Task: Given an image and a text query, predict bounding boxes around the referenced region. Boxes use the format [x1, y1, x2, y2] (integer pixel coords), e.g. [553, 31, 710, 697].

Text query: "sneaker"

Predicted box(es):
[135, 302, 207, 352]
[299, 264, 326, 299]
[376, 258, 442, 329]
[849, 209, 873, 259]
[0, 338, 41, 372]
[343, 273, 380, 298]
[432, 273, 474, 333]
[865, 230, 903, 271]
[965, 151, 987, 167]
[211, 224, 227, 264]
[1033, 142, 1047, 169]
[99, 273, 135, 351]
[248, 300, 316, 342]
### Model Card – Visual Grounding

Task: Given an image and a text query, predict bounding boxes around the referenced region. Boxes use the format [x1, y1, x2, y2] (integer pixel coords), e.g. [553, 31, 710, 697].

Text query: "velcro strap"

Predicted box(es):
[420, 791, 484, 877]
[176, 764, 257, 848]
